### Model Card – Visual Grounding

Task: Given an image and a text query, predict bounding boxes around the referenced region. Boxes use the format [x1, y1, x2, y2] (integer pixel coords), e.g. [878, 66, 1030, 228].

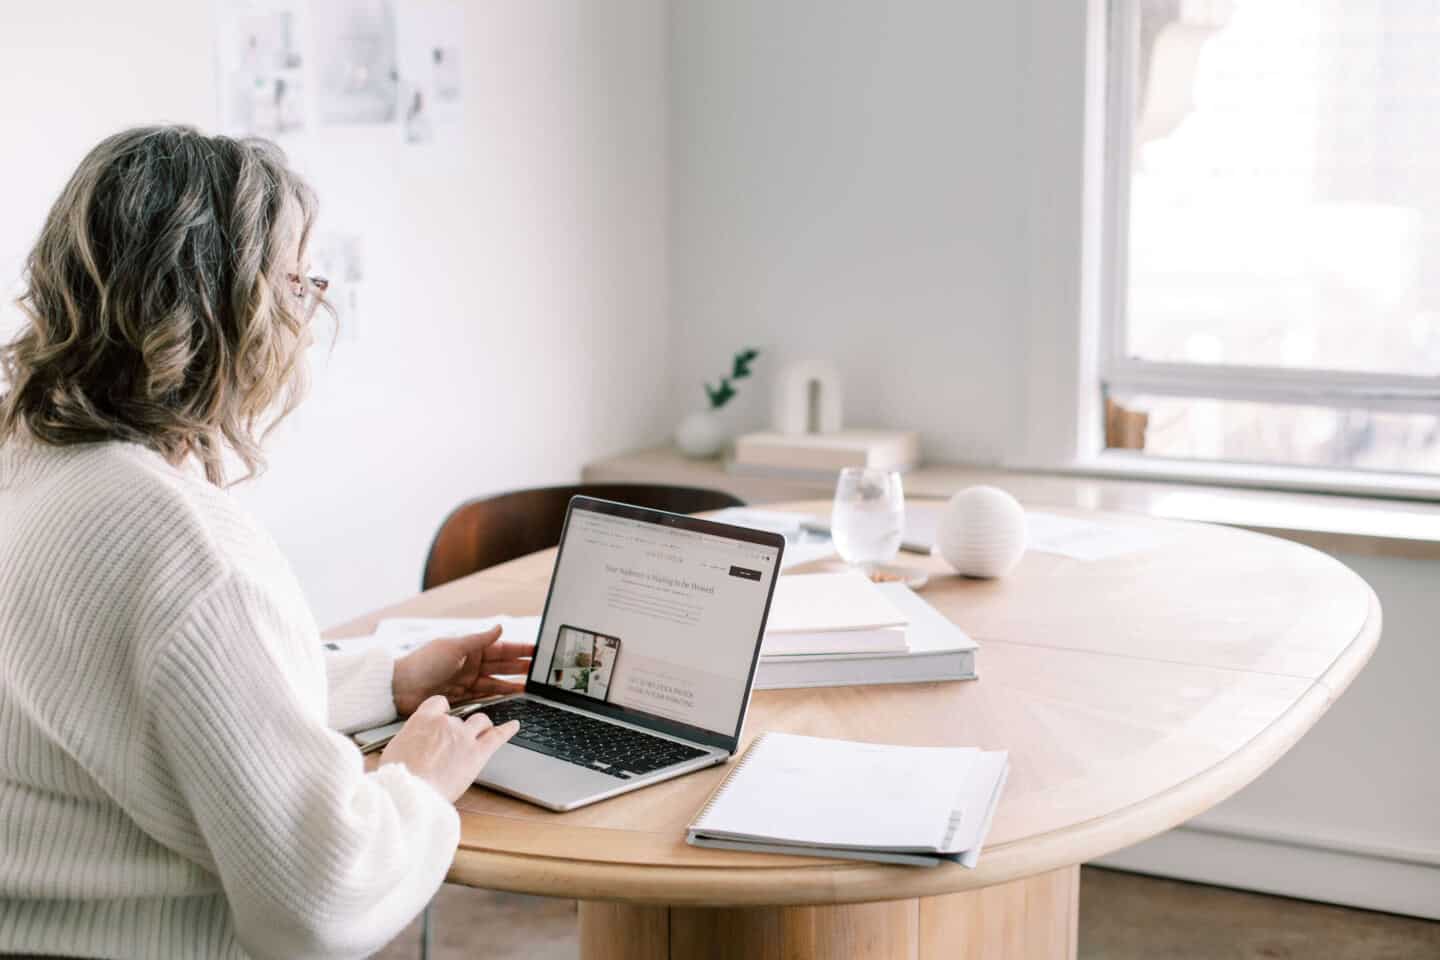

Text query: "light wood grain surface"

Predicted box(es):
[328, 502, 1379, 908]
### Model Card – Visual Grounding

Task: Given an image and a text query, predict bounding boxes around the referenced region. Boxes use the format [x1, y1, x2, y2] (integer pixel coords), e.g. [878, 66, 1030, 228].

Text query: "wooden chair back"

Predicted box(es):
[421, 483, 746, 590]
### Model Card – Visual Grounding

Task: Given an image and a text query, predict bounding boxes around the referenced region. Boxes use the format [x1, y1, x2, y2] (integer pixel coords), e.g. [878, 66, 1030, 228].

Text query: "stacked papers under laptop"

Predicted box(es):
[687, 732, 1008, 867]
[758, 573, 977, 689]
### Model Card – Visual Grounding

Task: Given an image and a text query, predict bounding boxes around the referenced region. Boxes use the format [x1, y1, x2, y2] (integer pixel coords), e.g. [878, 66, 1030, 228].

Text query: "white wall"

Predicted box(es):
[667, 0, 1027, 462]
[0, 0, 670, 625]
[667, 0, 1440, 918]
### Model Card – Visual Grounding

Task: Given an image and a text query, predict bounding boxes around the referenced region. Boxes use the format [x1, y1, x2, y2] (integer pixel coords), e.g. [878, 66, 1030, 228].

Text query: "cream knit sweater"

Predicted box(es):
[0, 440, 459, 959]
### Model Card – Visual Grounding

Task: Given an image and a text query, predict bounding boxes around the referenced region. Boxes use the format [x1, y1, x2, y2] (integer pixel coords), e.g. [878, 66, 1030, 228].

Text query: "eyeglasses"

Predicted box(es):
[287, 273, 330, 319]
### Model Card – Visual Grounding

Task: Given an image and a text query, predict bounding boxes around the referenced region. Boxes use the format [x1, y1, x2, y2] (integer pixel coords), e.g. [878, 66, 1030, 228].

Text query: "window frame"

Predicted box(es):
[1096, 0, 1440, 450]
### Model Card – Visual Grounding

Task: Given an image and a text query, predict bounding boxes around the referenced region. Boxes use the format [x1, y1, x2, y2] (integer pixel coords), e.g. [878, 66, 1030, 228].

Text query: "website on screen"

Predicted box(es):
[529, 508, 777, 735]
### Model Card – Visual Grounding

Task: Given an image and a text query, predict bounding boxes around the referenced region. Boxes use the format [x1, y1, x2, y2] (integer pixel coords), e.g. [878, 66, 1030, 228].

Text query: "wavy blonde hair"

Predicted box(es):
[0, 126, 322, 485]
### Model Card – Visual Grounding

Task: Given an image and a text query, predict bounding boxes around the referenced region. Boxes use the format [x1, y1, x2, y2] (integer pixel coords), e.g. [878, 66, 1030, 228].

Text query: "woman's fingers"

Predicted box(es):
[480, 640, 535, 663]
[443, 677, 524, 701]
[380, 697, 490, 801]
[462, 711, 494, 736]
[449, 654, 486, 689]
[452, 626, 503, 657]
[474, 720, 520, 763]
[474, 659, 532, 676]
[415, 694, 450, 717]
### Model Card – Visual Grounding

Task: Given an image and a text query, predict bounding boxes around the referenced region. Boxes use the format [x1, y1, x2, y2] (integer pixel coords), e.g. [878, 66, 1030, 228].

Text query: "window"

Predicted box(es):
[1101, 0, 1440, 477]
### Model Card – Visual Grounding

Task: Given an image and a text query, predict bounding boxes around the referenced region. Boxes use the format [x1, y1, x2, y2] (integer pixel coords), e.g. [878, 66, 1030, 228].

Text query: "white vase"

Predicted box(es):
[675, 409, 727, 458]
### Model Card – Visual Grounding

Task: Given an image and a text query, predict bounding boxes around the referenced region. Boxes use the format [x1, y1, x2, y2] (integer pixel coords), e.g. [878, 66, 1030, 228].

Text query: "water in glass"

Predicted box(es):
[831, 468, 904, 570]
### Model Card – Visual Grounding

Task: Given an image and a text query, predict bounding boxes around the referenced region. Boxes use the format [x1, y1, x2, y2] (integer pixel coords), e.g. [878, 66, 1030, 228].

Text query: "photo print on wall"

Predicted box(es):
[217, 0, 462, 145]
[217, 0, 309, 136]
[396, 0, 464, 144]
[312, 0, 398, 126]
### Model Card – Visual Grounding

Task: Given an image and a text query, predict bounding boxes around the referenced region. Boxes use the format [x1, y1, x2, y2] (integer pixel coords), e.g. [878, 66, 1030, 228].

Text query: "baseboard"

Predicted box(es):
[1091, 820, 1440, 921]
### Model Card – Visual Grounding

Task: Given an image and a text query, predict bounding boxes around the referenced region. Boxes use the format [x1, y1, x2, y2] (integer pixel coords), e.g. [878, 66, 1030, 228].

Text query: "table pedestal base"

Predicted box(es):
[578, 865, 1078, 960]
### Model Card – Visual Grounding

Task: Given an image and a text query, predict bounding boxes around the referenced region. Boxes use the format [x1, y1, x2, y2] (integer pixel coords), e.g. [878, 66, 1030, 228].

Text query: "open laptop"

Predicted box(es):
[459, 495, 785, 811]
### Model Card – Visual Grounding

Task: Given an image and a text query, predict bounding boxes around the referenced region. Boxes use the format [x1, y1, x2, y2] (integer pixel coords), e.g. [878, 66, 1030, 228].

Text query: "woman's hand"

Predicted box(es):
[379, 695, 519, 802]
[392, 625, 535, 717]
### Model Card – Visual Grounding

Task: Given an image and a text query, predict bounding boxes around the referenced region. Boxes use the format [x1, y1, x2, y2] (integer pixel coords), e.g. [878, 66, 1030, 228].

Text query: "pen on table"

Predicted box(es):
[798, 520, 933, 555]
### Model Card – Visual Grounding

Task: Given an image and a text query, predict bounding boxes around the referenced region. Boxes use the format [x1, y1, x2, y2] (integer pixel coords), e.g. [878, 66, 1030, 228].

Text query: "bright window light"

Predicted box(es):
[1103, 0, 1440, 477]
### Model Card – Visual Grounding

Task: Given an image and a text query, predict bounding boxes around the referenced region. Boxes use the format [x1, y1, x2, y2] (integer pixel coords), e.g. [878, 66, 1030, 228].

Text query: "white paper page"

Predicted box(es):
[779, 540, 842, 569]
[894, 505, 1159, 561]
[957, 754, 1009, 868]
[375, 615, 541, 654]
[807, 505, 942, 554]
[324, 615, 541, 659]
[708, 508, 808, 535]
[694, 732, 976, 851]
[709, 508, 836, 569]
[1025, 511, 1160, 561]
[940, 750, 1009, 854]
[765, 573, 908, 634]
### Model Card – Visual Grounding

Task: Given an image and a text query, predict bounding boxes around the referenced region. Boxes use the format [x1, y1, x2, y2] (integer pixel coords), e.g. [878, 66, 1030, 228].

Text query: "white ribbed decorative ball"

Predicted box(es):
[936, 486, 1027, 578]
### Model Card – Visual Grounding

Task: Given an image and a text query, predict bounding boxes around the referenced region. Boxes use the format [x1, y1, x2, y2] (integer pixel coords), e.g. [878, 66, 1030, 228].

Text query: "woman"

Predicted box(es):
[0, 126, 527, 959]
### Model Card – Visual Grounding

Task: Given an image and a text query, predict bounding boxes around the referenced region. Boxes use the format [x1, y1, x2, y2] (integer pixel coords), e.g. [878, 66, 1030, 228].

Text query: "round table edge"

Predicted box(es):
[445, 586, 1382, 906]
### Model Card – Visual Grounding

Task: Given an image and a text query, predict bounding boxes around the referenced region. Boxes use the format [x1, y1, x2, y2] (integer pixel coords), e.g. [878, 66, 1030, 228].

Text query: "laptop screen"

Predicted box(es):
[526, 498, 782, 748]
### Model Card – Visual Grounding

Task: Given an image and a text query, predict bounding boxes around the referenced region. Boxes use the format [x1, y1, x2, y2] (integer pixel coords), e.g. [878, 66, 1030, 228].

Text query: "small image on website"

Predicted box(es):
[547, 625, 621, 702]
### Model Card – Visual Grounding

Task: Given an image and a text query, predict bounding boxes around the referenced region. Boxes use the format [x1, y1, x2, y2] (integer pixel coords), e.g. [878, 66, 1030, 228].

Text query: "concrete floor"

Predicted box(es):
[374, 867, 1440, 959]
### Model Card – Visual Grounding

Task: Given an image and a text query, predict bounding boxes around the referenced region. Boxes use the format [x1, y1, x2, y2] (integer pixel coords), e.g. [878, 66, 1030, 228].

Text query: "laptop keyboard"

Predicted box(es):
[479, 699, 707, 780]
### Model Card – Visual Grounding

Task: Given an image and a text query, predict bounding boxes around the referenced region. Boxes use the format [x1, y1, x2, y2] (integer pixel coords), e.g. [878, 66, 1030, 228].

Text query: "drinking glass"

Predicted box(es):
[831, 467, 904, 571]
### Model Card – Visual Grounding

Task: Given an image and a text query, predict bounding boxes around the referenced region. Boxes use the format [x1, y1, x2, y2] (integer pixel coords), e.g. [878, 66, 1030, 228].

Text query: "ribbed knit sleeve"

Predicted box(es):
[326, 649, 399, 734]
[146, 573, 459, 960]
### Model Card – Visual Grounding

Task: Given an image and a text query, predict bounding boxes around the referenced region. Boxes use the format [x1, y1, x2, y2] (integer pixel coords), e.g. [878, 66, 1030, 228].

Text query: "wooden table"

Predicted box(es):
[327, 503, 1380, 960]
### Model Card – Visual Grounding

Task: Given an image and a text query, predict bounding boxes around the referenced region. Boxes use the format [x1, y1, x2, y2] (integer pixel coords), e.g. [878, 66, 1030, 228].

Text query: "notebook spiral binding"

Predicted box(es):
[692, 733, 769, 827]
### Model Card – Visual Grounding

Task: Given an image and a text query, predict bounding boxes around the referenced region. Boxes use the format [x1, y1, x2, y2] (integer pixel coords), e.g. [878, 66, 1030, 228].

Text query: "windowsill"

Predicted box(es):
[583, 447, 1440, 563]
[1069, 450, 1440, 504]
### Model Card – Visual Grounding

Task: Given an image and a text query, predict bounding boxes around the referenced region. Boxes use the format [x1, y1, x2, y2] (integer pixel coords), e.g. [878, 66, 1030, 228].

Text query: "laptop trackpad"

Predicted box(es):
[477, 742, 620, 802]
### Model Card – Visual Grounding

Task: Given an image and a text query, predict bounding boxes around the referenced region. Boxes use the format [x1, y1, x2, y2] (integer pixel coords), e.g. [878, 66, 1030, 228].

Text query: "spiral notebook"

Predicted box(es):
[686, 732, 1008, 868]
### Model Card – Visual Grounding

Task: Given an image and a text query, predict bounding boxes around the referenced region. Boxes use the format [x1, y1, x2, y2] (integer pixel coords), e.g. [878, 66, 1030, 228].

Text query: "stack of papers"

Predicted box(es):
[756, 581, 976, 689]
[763, 571, 909, 656]
[688, 732, 1008, 867]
